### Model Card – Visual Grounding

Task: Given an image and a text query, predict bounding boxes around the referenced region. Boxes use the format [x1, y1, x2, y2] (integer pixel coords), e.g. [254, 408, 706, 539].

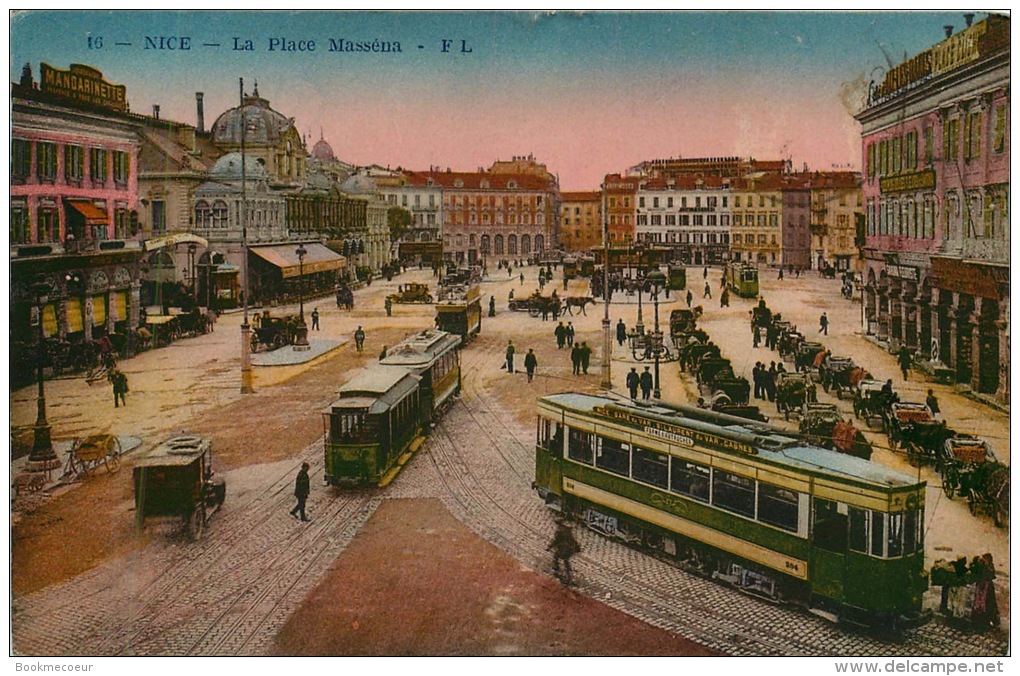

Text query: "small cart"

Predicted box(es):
[134, 434, 226, 540]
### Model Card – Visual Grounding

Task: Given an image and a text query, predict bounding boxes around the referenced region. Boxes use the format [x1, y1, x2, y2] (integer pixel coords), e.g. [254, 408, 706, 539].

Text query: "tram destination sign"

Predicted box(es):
[41, 63, 127, 112]
[594, 406, 757, 455]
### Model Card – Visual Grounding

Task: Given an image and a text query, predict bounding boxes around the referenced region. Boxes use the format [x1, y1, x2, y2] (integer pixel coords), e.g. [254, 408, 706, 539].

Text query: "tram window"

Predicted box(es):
[870, 512, 885, 557]
[907, 507, 923, 553]
[712, 471, 755, 518]
[567, 428, 594, 465]
[595, 437, 630, 477]
[757, 483, 799, 532]
[887, 512, 904, 558]
[632, 446, 668, 489]
[849, 507, 868, 553]
[812, 498, 847, 552]
[670, 459, 710, 502]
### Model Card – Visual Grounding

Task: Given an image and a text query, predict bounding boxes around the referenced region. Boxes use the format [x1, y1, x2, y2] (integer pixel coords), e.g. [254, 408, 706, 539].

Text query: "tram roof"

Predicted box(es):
[137, 434, 211, 467]
[326, 366, 421, 414]
[540, 393, 917, 489]
[380, 329, 459, 367]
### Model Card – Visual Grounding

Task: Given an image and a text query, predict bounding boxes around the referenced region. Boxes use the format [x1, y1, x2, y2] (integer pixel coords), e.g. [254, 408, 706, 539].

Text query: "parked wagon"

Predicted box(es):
[134, 434, 226, 540]
[800, 403, 872, 460]
[708, 375, 751, 406]
[819, 355, 857, 398]
[775, 372, 816, 420]
[853, 379, 895, 428]
[678, 341, 720, 373]
[777, 328, 804, 360]
[793, 341, 826, 374]
[939, 436, 1009, 527]
[250, 312, 300, 352]
[883, 401, 937, 457]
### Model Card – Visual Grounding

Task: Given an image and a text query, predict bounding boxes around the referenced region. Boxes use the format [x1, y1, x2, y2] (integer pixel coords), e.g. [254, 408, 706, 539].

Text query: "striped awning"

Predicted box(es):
[250, 242, 346, 279]
[67, 200, 108, 225]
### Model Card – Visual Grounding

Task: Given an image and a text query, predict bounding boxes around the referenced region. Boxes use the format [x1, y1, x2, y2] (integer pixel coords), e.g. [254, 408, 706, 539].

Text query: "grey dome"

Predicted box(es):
[209, 152, 269, 180]
[211, 91, 296, 146]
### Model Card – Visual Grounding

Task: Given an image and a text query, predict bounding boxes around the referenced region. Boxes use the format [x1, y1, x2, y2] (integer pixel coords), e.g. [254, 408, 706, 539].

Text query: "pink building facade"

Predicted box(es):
[856, 15, 1009, 401]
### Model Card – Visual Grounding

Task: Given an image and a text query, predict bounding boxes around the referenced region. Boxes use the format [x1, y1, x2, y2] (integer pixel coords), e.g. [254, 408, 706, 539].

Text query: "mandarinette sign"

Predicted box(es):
[41, 63, 127, 112]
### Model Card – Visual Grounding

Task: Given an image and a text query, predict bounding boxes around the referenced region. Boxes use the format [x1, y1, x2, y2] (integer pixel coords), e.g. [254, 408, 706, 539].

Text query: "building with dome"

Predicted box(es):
[210, 84, 306, 187]
[307, 130, 355, 185]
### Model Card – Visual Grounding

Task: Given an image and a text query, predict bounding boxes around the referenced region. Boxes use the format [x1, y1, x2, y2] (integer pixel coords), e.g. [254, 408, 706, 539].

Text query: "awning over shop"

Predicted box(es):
[67, 200, 109, 225]
[250, 243, 346, 279]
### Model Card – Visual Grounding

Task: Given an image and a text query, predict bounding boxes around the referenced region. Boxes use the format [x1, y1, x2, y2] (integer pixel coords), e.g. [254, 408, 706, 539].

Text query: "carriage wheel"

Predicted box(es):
[188, 507, 206, 541]
[994, 497, 1008, 528]
[104, 437, 123, 474]
[250, 334, 260, 353]
[967, 498, 978, 516]
[942, 469, 957, 499]
[529, 307, 540, 317]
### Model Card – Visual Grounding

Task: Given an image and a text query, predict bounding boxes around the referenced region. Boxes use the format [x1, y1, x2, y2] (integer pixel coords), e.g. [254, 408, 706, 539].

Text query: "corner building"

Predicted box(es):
[855, 15, 1009, 401]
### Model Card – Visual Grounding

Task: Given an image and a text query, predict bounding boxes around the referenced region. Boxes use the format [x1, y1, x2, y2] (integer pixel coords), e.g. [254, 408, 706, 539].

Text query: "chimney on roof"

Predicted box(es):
[196, 92, 205, 133]
[152, 104, 160, 119]
[20, 63, 33, 88]
[944, 25, 954, 38]
[964, 13, 974, 27]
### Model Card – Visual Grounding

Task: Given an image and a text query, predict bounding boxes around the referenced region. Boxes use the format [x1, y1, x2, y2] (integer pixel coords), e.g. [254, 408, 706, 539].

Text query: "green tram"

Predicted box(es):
[563, 255, 596, 280]
[726, 261, 760, 298]
[436, 282, 482, 346]
[534, 393, 928, 629]
[323, 329, 461, 486]
[667, 264, 687, 291]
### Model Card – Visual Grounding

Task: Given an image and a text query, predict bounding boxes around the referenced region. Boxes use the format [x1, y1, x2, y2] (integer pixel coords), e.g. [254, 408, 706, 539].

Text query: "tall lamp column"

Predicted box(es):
[647, 269, 666, 399]
[293, 243, 310, 349]
[28, 277, 59, 472]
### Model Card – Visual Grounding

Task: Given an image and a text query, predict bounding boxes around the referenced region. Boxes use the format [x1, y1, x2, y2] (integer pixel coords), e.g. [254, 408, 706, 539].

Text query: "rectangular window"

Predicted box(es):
[667, 197, 673, 208]
[639, 196, 645, 208]
[712, 470, 755, 518]
[924, 126, 934, 164]
[90, 148, 108, 183]
[12, 138, 31, 178]
[758, 483, 799, 532]
[37, 142, 57, 181]
[65, 145, 84, 181]
[38, 208, 59, 242]
[670, 459, 710, 502]
[679, 215, 689, 226]
[812, 498, 847, 552]
[595, 437, 630, 477]
[652, 197, 659, 208]
[892, 136, 901, 174]
[11, 205, 29, 244]
[943, 118, 959, 162]
[849, 507, 868, 553]
[867, 143, 876, 177]
[906, 130, 917, 170]
[870, 511, 885, 557]
[994, 105, 1007, 153]
[665, 214, 676, 226]
[734, 196, 740, 208]
[965, 111, 982, 161]
[733, 233, 742, 244]
[632, 447, 668, 489]
[887, 512, 904, 558]
[650, 214, 661, 226]
[113, 151, 130, 184]
[152, 199, 166, 235]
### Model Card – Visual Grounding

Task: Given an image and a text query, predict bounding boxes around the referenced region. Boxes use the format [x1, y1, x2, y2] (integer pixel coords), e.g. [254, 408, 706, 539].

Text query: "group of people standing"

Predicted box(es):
[626, 366, 654, 400]
[751, 361, 783, 402]
[933, 552, 1000, 629]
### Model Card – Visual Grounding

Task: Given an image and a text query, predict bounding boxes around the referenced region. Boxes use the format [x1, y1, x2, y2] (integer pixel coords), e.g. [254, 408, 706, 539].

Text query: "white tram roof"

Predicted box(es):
[326, 366, 421, 414]
[541, 393, 917, 489]
[380, 329, 459, 367]
[136, 434, 211, 467]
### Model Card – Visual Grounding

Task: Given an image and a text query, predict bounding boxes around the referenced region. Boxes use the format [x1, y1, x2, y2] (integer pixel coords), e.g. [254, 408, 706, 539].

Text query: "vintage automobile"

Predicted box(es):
[387, 282, 433, 304]
[134, 434, 226, 540]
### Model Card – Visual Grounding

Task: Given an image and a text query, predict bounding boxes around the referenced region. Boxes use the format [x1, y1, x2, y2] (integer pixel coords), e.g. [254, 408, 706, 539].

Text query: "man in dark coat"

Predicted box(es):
[311, 307, 320, 330]
[639, 366, 653, 400]
[111, 369, 129, 407]
[354, 326, 365, 352]
[766, 362, 778, 402]
[571, 344, 582, 375]
[579, 342, 592, 374]
[549, 518, 581, 584]
[898, 345, 912, 380]
[290, 462, 311, 522]
[616, 319, 627, 346]
[555, 322, 567, 349]
[524, 348, 539, 383]
[752, 362, 763, 400]
[626, 367, 640, 399]
[505, 340, 516, 374]
[566, 322, 575, 347]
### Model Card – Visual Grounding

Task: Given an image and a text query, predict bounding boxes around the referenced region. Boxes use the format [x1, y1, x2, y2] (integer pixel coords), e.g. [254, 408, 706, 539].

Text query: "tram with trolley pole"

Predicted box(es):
[726, 261, 760, 298]
[323, 329, 462, 487]
[533, 392, 928, 630]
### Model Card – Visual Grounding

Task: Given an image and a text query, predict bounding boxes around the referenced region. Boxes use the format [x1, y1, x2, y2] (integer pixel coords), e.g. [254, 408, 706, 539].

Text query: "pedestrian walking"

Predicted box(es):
[579, 341, 592, 374]
[778, 267, 784, 280]
[626, 367, 640, 399]
[524, 348, 538, 382]
[290, 462, 311, 521]
[566, 322, 575, 347]
[720, 288, 730, 307]
[766, 362, 778, 402]
[379, 345, 388, 360]
[548, 517, 581, 585]
[111, 369, 128, 407]
[819, 312, 829, 335]
[520, 272, 525, 286]
[686, 290, 693, 308]
[311, 307, 319, 330]
[616, 319, 627, 347]
[926, 389, 941, 419]
[354, 326, 365, 352]
[898, 345, 912, 380]
[555, 321, 567, 349]
[639, 366, 653, 400]
[505, 340, 516, 373]
[704, 281, 712, 299]
[752, 324, 761, 348]
[570, 344, 582, 375]
[703, 266, 708, 279]
[489, 295, 496, 317]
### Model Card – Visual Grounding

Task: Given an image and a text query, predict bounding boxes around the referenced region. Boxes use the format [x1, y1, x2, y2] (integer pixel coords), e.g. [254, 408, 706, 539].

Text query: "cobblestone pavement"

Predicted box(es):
[9, 265, 1009, 656]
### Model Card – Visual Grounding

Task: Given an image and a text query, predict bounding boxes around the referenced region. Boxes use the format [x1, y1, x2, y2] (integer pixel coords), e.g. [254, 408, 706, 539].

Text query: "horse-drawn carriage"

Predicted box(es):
[134, 434, 226, 540]
[387, 282, 433, 304]
[777, 327, 805, 360]
[819, 355, 863, 399]
[939, 436, 1009, 527]
[775, 371, 816, 420]
[799, 403, 872, 460]
[251, 312, 300, 351]
[563, 296, 596, 316]
[678, 340, 720, 373]
[669, 308, 700, 339]
[695, 357, 732, 386]
[793, 341, 826, 374]
[508, 291, 563, 318]
[853, 379, 894, 428]
[883, 401, 936, 448]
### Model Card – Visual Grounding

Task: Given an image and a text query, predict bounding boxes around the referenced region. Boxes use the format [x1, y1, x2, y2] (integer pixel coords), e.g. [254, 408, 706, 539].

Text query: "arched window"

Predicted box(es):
[194, 200, 211, 228]
[508, 234, 518, 255]
[534, 235, 544, 252]
[494, 234, 504, 255]
[521, 234, 531, 255]
[480, 234, 490, 253]
[212, 200, 228, 228]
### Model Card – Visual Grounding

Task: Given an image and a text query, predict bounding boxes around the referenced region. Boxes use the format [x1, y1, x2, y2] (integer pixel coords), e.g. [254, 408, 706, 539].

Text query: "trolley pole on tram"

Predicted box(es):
[600, 186, 613, 390]
[239, 77, 254, 394]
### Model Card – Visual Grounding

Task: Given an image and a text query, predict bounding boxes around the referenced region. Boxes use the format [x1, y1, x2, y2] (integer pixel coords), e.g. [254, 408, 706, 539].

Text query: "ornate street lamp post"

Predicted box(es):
[293, 243, 310, 349]
[647, 269, 667, 399]
[28, 277, 59, 472]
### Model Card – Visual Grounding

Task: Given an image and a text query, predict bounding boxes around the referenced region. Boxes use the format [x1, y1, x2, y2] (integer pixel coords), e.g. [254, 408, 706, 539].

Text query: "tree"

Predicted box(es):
[387, 206, 413, 242]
